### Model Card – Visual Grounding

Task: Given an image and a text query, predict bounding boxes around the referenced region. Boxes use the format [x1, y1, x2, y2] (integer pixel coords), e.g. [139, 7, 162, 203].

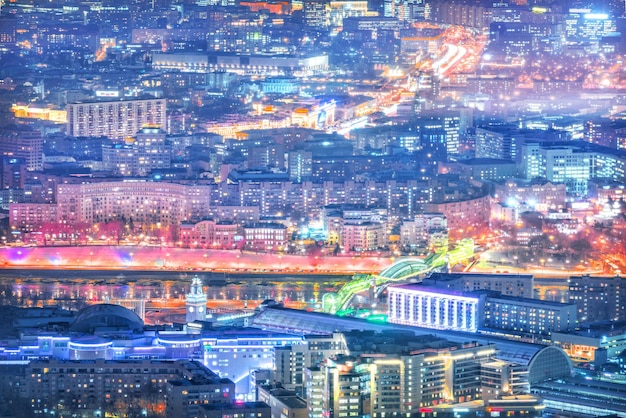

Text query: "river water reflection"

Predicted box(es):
[0, 269, 351, 311]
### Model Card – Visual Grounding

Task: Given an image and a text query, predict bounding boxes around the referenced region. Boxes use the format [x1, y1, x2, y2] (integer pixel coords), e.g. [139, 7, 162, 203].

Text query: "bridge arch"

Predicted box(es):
[378, 258, 429, 280]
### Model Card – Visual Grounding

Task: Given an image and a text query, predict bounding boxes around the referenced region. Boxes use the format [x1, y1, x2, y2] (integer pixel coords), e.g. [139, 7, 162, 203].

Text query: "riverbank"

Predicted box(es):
[0, 245, 397, 275]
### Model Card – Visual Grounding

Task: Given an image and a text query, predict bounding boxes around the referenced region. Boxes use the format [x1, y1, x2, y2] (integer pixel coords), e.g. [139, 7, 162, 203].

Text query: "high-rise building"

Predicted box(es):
[66, 98, 166, 140]
[475, 125, 519, 161]
[288, 150, 313, 183]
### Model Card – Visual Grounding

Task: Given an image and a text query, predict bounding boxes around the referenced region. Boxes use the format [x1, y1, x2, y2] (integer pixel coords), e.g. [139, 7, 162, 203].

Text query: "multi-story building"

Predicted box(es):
[341, 221, 384, 252]
[180, 220, 240, 249]
[321, 205, 389, 250]
[288, 150, 313, 183]
[428, 0, 488, 29]
[483, 294, 577, 335]
[440, 158, 518, 182]
[102, 127, 171, 176]
[475, 125, 520, 161]
[151, 53, 329, 77]
[3, 359, 232, 418]
[388, 285, 482, 332]
[257, 385, 307, 418]
[320, 341, 498, 414]
[481, 360, 529, 401]
[400, 212, 448, 251]
[495, 179, 567, 213]
[55, 180, 211, 228]
[201, 402, 271, 418]
[520, 141, 626, 195]
[304, 366, 324, 418]
[0, 128, 44, 171]
[422, 273, 535, 299]
[568, 275, 626, 323]
[66, 98, 166, 140]
[166, 369, 236, 418]
[9, 203, 58, 232]
[388, 283, 576, 336]
[303, 0, 331, 30]
[270, 333, 348, 397]
[243, 222, 288, 252]
[423, 194, 490, 233]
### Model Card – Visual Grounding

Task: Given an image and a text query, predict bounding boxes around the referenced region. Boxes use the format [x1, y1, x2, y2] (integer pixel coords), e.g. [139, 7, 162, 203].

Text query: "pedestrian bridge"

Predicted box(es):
[322, 239, 474, 314]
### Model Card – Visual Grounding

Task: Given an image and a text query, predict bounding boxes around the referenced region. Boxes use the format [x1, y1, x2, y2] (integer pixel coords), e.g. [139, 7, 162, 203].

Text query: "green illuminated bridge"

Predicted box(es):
[321, 239, 475, 314]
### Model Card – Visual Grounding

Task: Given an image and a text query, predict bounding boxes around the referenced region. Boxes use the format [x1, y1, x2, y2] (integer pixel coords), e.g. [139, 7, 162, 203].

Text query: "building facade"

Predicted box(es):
[66, 98, 166, 140]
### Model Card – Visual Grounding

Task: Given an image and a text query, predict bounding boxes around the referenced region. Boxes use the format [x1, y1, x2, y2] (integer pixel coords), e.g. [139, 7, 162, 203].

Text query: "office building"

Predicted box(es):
[520, 141, 626, 196]
[475, 126, 520, 161]
[388, 285, 481, 332]
[388, 283, 576, 336]
[483, 294, 577, 335]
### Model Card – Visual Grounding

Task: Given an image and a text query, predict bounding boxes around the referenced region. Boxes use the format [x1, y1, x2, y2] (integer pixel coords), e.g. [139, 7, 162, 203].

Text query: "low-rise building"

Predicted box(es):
[551, 323, 626, 365]
[243, 222, 289, 252]
[257, 385, 307, 418]
[201, 402, 271, 418]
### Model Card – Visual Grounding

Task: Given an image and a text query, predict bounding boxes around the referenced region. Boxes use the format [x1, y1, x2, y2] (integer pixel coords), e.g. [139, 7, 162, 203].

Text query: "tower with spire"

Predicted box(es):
[186, 276, 207, 323]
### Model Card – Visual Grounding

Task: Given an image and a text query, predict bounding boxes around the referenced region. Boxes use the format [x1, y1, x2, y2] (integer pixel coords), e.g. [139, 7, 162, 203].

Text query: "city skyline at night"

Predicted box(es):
[0, 0, 626, 416]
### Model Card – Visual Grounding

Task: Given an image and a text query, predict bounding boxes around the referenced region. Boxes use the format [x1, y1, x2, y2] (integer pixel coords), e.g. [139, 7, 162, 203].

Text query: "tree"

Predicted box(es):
[569, 238, 592, 253]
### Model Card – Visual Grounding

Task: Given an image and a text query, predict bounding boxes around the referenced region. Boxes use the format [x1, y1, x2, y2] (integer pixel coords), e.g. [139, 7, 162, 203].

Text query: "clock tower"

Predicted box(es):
[186, 276, 207, 323]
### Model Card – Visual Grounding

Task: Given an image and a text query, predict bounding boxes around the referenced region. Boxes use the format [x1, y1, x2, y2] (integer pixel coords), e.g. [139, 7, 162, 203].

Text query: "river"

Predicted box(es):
[0, 269, 351, 312]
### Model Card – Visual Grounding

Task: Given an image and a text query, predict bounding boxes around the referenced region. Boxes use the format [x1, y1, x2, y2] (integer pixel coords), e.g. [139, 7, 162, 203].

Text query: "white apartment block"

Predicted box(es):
[66, 98, 166, 140]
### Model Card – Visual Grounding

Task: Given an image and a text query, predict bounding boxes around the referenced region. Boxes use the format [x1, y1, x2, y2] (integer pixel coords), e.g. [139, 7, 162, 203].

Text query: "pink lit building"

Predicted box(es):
[243, 222, 288, 252]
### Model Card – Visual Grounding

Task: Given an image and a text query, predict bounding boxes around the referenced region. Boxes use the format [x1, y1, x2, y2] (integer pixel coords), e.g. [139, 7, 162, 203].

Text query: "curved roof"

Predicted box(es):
[379, 258, 428, 279]
[69, 335, 112, 346]
[527, 345, 572, 383]
[252, 307, 573, 384]
[70, 303, 144, 333]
